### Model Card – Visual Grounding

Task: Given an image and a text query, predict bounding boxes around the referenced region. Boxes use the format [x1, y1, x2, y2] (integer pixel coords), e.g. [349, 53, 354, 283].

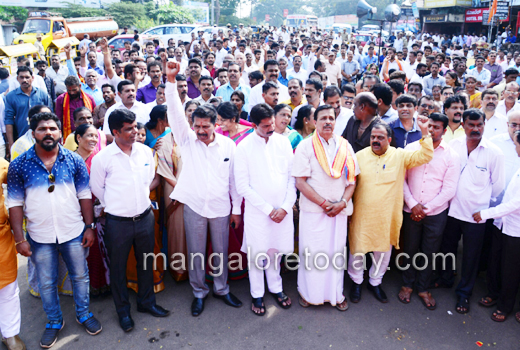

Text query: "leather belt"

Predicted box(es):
[106, 206, 152, 222]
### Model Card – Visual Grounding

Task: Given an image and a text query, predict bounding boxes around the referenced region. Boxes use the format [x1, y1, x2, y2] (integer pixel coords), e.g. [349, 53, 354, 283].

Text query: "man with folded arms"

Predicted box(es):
[164, 61, 243, 316]
[348, 118, 433, 304]
[234, 103, 296, 316]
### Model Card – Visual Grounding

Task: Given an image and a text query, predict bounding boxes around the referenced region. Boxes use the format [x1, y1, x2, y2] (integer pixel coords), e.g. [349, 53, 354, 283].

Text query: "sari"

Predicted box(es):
[282, 126, 304, 151]
[126, 151, 166, 293]
[215, 119, 254, 144]
[145, 127, 171, 149]
[83, 151, 110, 296]
[469, 92, 482, 109]
[156, 133, 189, 282]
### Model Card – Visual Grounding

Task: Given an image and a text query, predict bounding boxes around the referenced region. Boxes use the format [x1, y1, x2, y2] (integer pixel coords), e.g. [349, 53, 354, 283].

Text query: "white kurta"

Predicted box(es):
[234, 132, 296, 259]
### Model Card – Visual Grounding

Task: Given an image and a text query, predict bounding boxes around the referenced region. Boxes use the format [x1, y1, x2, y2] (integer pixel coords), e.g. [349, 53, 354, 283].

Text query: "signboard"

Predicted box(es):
[496, 0, 510, 17]
[412, 3, 420, 17]
[265, 14, 270, 22]
[184, 1, 210, 25]
[401, 7, 414, 16]
[466, 7, 509, 22]
[424, 14, 447, 22]
[283, 9, 288, 17]
[424, 0, 471, 7]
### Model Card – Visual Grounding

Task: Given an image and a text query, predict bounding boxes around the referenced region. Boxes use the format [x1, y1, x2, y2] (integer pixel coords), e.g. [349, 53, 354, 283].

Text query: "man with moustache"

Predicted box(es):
[164, 61, 243, 317]
[92, 84, 116, 129]
[407, 82, 423, 102]
[433, 108, 505, 315]
[417, 96, 435, 118]
[496, 82, 520, 117]
[342, 92, 380, 152]
[215, 62, 251, 112]
[281, 78, 306, 111]
[145, 84, 166, 114]
[248, 60, 289, 110]
[388, 94, 423, 148]
[186, 59, 204, 99]
[193, 76, 215, 104]
[399, 112, 460, 310]
[480, 89, 507, 139]
[136, 62, 163, 104]
[91, 108, 170, 333]
[176, 74, 192, 107]
[287, 56, 307, 83]
[348, 117, 433, 304]
[290, 79, 323, 127]
[7, 112, 102, 346]
[323, 86, 352, 136]
[4, 67, 51, 153]
[442, 95, 467, 143]
[262, 82, 279, 109]
[234, 103, 296, 316]
[341, 85, 355, 109]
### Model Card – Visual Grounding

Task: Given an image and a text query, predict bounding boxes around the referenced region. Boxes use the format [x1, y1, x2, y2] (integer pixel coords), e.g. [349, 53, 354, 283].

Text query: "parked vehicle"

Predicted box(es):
[142, 24, 199, 45]
[331, 23, 353, 35]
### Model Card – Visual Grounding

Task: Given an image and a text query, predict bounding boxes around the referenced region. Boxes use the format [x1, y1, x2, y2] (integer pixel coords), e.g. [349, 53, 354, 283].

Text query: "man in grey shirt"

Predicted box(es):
[341, 51, 360, 86]
[423, 61, 446, 96]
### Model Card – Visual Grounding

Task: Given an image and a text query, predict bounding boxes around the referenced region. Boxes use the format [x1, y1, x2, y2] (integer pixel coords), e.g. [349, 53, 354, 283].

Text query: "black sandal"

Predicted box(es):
[456, 297, 470, 314]
[251, 297, 265, 316]
[479, 296, 498, 307]
[271, 291, 291, 309]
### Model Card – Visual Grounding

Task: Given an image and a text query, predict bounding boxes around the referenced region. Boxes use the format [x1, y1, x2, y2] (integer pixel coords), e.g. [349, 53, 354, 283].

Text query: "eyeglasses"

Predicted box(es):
[420, 104, 435, 110]
[509, 123, 520, 129]
[505, 90, 519, 94]
[48, 174, 55, 193]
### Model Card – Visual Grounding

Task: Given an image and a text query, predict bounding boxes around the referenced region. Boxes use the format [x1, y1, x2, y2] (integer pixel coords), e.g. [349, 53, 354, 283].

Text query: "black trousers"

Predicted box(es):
[497, 234, 520, 314]
[438, 216, 486, 299]
[485, 223, 503, 300]
[401, 209, 448, 293]
[105, 210, 156, 317]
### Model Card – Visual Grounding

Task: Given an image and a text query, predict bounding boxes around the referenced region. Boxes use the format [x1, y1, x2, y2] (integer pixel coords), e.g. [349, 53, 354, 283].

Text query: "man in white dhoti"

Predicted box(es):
[292, 104, 359, 311]
[234, 103, 297, 316]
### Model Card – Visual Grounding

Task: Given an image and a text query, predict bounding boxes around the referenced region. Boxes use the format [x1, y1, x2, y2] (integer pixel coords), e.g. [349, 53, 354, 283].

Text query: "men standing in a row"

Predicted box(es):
[348, 117, 433, 304]
[399, 113, 460, 309]
[90, 109, 170, 333]
[293, 105, 359, 311]
[433, 108, 505, 314]
[234, 103, 296, 316]
[165, 61, 243, 317]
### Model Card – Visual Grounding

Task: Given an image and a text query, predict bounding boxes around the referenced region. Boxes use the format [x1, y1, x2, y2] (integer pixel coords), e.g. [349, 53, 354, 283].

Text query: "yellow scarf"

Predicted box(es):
[62, 92, 93, 141]
[311, 132, 356, 182]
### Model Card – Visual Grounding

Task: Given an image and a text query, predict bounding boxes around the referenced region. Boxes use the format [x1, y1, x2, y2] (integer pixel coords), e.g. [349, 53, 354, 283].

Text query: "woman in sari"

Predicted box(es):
[230, 90, 249, 121]
[212, 101, 253, 280]
[145, 105, 171, 149]
[294, 104, 316, 139]
[465, 76, 482, 108]
[185, 101, 200, 128]
[432, 84, 442, 103]
[126, 123, 166, 293]
[274, 103, 302, 150]
[74, 124, 110, 296]
[445, 71, 461, 89]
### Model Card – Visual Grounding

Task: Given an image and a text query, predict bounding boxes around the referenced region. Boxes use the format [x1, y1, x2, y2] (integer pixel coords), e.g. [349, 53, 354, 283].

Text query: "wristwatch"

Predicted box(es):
[85, 223, 95, 230]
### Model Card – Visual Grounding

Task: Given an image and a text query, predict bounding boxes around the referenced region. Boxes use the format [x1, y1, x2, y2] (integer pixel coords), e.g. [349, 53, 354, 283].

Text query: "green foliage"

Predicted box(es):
[219, 0, 240, 17]
[107, 2, 147, 28]
[219, 15, 252, 27]
[149, 3, 195, 24]
[252, 0, 311, 26]
[51, 3, 105, 18]
[134, 18, 159, 32]
[0, 6, 28, 22]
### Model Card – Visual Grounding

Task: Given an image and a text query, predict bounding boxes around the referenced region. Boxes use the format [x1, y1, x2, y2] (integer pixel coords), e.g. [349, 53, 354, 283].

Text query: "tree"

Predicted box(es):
[149, 2, 195, 24]
[0, 6, 28, 22]
[252, 0, 310, 26]
[51, 3, 105, 18]
[107, 2, 147, 28]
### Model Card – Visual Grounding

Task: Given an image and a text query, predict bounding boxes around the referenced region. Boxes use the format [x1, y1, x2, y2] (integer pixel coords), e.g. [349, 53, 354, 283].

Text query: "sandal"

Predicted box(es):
[335, 299, 349, 311]
[429, 279, 452, 289]
[270, 291, 291, 309]
[491, 310, 507, 322]
[456, 297, 470, 314]
[418, 292, 436, 311]
[398, 286, 413, 304]
[479, 296, 498, 308]
[515, 311, 520, 323]
[251, 297, 265, 316]
[299, 295, 310, 308]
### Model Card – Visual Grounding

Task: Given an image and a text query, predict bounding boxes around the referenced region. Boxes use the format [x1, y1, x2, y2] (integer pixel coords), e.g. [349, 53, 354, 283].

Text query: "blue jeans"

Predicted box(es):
[28, 232, 90, 323]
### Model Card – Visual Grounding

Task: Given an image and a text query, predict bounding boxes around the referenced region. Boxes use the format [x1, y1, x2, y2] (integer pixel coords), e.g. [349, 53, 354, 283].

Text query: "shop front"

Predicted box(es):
[423, 14, 465, 34]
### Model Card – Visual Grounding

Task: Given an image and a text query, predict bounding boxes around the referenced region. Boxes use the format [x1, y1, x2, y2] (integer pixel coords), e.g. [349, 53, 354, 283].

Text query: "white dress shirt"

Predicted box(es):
[481, 167, 520, 237]
[483, 112, 508, 139]
[8, 74, 48, 96]
[165, 81, 241, 218]
[234, 132, 296, 256]
[495, 100, 520, 118]
[287, 67, 308, 83]
[103, 101, 150, 135]
[248, 80, 289, 111]
[90, 141, 155, 217]
[333, 107, 353, 136]
[448, 136, 505, 223]
[45, 65, 69, 96]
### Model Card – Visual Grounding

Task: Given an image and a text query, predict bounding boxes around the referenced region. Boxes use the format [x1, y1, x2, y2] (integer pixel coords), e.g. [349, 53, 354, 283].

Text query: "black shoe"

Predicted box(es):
[191, 297, 207, 317]
[137, 304, 170, 318]
[40, 320, 64, 348]
[76, 312, 102, 335]
[118, 315, 134, 332]
[367, 284, 388, 303]
[213, 292, 243, 308]
[349, 283, 362, 303]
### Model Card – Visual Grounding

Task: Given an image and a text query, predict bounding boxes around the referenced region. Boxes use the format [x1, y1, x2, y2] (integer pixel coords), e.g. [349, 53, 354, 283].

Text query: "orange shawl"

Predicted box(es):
[383, 59, 405, 83]
[62, 92, 93, 140]
[311, 132, 356, 182]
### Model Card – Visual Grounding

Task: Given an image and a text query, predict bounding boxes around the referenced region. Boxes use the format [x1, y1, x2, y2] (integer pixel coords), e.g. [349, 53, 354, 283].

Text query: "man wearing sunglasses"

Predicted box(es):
[7, 112, 102, 348]
[417, 96, 435, 118]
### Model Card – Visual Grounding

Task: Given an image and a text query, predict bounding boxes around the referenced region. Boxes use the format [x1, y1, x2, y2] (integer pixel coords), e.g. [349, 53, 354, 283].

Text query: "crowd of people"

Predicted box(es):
[1, 23, 520, 350]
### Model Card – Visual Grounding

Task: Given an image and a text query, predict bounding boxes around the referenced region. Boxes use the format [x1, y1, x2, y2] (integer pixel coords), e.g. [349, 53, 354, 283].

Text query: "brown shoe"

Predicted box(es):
[2, 335, 26, 350]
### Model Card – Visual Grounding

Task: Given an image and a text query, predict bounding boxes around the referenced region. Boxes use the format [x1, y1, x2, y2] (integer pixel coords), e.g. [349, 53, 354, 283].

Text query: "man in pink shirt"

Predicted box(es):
[398, 112, 460, 310]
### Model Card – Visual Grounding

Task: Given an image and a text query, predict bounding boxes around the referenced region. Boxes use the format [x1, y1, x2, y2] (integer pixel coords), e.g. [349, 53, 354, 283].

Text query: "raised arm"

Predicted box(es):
[165, 61, 192, 146]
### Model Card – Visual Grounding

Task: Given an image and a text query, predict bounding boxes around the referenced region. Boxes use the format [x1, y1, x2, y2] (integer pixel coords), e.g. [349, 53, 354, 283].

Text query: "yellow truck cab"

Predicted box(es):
[0, 44, 40, 74]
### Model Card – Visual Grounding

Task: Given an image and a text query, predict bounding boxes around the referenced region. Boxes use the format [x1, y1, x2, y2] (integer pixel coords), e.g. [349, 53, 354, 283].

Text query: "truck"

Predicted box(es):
[13, 11, 118, 56]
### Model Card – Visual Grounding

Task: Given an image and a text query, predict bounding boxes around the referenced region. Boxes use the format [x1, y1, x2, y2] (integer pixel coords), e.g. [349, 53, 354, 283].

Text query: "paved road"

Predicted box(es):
[9, 254, 520, 350]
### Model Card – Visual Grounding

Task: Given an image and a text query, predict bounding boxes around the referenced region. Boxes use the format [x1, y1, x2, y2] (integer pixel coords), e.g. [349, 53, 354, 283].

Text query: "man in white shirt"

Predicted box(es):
[248, 60, 289, 111]
[234, 103, 296, 316]
[287, 55, 307, 83]
[214, 39, 229, 68]
[467, 56, 491, 92]
[496, 82, 520, 117]
[324, 85, 352, 136]
[103, 80, 150, 143]
[394, 32, 404, 52]
[8, 57, 48, 95]
[91, 109, 170, 332]
[434, 108, 505, 314]
[45, 55, 69, 96]
[324, 51, 342, 87]
[481, 89, 508, 139]
[164, 61, 243, 317]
